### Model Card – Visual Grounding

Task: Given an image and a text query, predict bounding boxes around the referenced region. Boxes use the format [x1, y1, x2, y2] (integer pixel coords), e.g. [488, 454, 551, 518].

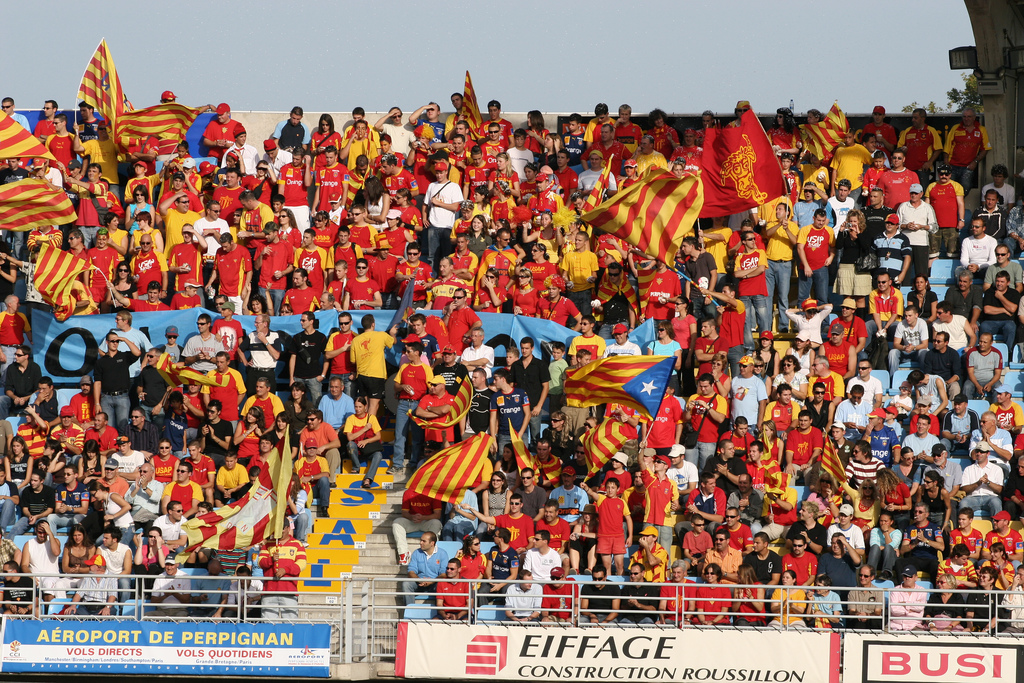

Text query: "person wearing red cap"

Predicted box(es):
[295, 438, 331, 518]
[421, 160, 463, 270]
[66, 553, 115, 616]
[260, 137, 293, 173]
[202, 104, 242, 162]
[860, 106, 897, 154]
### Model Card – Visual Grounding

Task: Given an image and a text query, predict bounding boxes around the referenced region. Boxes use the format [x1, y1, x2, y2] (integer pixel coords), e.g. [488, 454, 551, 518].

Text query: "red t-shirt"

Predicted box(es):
[735, 249, 768, 297]
[214, 246, 252, 297]
[397, 261, 433, 301]
[151, 454, 176, 483]
[278, 165, 308, 206]
[785, 428, 823, 466]
[188, 454, 217, 487]
[446, 307, 480, 353]
[644, 272, 682, 321]
[821, 340, 855, 377]
[496, 513, 534, 550]
[539, 296, 580, 326]
[383, 170, 418, 198]
[345, 278, 381, 310]
[594, 495, 628, 537]
[782, 552, 818, 585]
[647, 397, 683, 449]
[536, 518, 571, 553]
[402, 491, 441, 517]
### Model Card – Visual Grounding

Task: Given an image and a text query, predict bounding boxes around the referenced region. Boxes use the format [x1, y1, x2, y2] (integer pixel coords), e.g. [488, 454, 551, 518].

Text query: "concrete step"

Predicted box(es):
[351, 563, 405, 576]
[360, 545, 396, 560]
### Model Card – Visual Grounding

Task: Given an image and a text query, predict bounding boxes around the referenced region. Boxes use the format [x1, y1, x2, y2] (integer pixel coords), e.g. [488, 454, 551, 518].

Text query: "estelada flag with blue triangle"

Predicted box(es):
[564, 355, 676, 417]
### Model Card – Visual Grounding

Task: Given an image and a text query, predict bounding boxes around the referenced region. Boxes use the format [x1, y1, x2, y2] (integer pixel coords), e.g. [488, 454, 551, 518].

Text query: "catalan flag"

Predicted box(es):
[411, 377, 471, 429]
[33, 245, 94, 322]
[820, 438, 847, 485]
[800, 102, 849, 163]
[154, 352, 224, 388]
[406, 432, 492, 504]
[510, 420, 538, 473]
[77, 39, 132, 130]
[582, 155, 614, 212]
[565, 355, 676, 418]
[114, 103, 200, 151]
[462, 70, 484, 135]
[581, 168, 703, 265]
[179, 426, 293, 557]
[580, 419, 633, 477]
[595, 268, 639, 321]
[0, 112, 55, 160]
[0, 179, 76, 231]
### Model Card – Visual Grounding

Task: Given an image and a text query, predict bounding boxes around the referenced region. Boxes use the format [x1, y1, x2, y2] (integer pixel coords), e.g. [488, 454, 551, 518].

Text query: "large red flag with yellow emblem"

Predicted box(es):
[699, 109, 786, 217]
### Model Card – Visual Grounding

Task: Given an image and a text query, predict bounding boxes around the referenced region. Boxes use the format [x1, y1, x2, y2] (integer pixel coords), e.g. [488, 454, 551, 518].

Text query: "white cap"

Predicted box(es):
[612, 452, 628, 465]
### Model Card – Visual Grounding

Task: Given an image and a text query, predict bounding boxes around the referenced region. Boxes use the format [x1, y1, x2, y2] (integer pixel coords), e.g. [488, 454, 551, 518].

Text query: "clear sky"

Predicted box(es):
[2, 0, 975, 116]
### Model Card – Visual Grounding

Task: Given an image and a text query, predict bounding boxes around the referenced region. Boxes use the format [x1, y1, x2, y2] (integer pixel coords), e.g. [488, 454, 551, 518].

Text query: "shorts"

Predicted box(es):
[597, 535, 626, 555]
[355, 375, 386, 399]
[834, 263, 872, 296]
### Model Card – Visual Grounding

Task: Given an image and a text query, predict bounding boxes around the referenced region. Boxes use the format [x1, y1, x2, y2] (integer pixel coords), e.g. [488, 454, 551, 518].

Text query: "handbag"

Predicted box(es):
[855, 252, 879, 274]
[682, 410, 709, 449]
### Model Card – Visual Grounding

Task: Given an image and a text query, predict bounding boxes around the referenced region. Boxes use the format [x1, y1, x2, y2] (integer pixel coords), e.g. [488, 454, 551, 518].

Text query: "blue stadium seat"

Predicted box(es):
[55, 389, 77, 410]
[437, 541, 461, 558]
[993, 342, 1010, 362]
[476, 606, 503, 621]
[1003, 371, 1024, 397]
[792, 486, 808, 502]
[967, 400, 990, 417]
[932, 285, 948, 301]
[870, 371, 890, 393]
[891, 370, 912, 391]
[929, 260, 956, 285]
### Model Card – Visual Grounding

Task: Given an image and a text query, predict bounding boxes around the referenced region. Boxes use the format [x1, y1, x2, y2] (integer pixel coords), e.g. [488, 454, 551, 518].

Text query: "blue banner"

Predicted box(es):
[31, 307, 657, 383]
[0, 619, 331, 676]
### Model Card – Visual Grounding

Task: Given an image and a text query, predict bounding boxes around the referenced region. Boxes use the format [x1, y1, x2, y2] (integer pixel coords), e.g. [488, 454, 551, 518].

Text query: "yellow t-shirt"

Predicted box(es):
[765, 220, 799, 262]
[634, 151, 668, 177]
[216, 464, 248, 490]
[350, 330, 395, 379]
[163, 210, 203, 255]
[829, 144, 872, 189]
[702, 226, 733, 273]
[344, 413, 382, 438]
[241, 203, 276, 233]
[81, 138, 120, 185]
[562, 250, 599, 292]
[583, 117, 617, 144]
[800, 163, 831, 192]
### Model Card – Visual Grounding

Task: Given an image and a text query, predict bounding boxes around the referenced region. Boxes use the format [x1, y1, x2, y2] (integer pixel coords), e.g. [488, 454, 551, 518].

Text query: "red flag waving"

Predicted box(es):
[699, 110, 786, 217]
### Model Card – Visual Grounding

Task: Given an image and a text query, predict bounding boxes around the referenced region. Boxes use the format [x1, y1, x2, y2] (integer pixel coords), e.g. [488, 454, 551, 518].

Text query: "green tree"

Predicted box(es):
[900, 101, 943, 114]
[947, 74, 983, 112]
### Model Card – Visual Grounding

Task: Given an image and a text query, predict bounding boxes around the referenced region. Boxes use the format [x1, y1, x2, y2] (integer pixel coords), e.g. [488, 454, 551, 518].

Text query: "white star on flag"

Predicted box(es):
[640, 380, 656, 395]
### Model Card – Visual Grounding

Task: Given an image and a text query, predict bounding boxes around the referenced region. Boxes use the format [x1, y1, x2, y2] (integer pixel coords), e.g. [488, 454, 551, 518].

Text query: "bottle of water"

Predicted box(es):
[790, 99, 795, 112]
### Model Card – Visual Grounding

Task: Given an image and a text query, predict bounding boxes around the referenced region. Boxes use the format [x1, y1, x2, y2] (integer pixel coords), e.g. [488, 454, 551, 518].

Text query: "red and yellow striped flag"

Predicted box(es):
[114, 103, 200, 151]
[179, 426, 293, 556]
[582, 155, 614, 212]
[77, 39, 132, 129]
[34, 245, 94, 321]
[406, 432, 492, 504]
[411, 377, 472, 429]
[800, 102, 849, 162]
[581, 168, 703, 265]
[565, 355, 676, 417]
[820, 438, 847, 485]
[580, 419, 632, 477]
[462, 70, 484, 135]
[0, 113, 55, 160]
[0, 179, 76, 231]
[154, 352, 225, 388]
[510, 420, 538, 473]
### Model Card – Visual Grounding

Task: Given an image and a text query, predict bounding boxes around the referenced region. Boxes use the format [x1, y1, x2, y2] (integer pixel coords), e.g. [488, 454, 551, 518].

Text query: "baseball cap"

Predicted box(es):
[387, 208, 402, 220]
[739, 355, 756, 366]
[441, 344, 455, 354]
[132, 159, 148, 168]
[796, 329, 812, 342]
[80, 375, 93, 385]
[59, 406, 74, 417]
[916, 396, 931, 405]
[759, 331, 774, 341]
[613, 323, 628, 335]
[171, 171, 186, 181]
[303, 438, 318, 449]
[115, 436, 130, 445]
[885, 214, 900, 224]
[164, 556, 178, 566]
[831, 421, 846, 431]
[885, 405, 899, 415]
[640, 526, 658, 536]
[588, 149, 604, 159]
[105, 457, 120, 469]
[220, 302, 235, 312]
[612, 452, 628, 465]
[869, 409, 886, 419]
[402, 334, 421, 344]
[427, 376, 445, 386]
[434, 160, 449, 171]
[872, 105, 885, 115]
[655, 454, 672, 466]
[668, 444, 687, 459]
[829, 321, 844, 335]
[994, 511, 1012, 521]
[909, 183, 924, 194]
[995, 384, 1012, 394]
[181, 158, 196, 169]
[623, 159, 638, 168]
[263, 139, 277, 152]
[86, 554, 107, 567]
[161, 90, 177, 101]
[216, 103, 230, 116]
[735, 100, 751, 109]
[931, 443, 948, 458]
[976, 442, 992, 453]
[535, 172, 551, 184]
[839, 504, 855, 516]
[550, 567, 564, 579]
[562, 466, 576, 477]
[901, 565, 917, 578]
[801, 299, 818, 311]
[166, 326, 179, 337]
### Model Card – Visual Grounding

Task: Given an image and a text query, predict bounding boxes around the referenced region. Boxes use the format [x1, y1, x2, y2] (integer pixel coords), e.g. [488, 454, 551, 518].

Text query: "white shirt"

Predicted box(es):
[26, 537, 60, 574]
[461, 343, 495, 378]
[153, 514, 183, 543]
[578, 169, 618, 194]
[898, 201, 939, 247]
[933, 315, 969, 351]
[193, 217, 231, 260]
[380, 123, 415, 156]
[523, 547, 561, 581]
[424, 180, 464, 229]
[152, 572, 191, 604]
[894, 318, 929, 348]
[667, 462, 698, 491]
[981, 182, 1015, 207]
[261, 148, 293, 173]
[825, 522, 865, 549]
[603, 341, 641, 357]
[507, 147, 534, 179]
[505, 582, 543, 617]
[117, 450, 145, 475]
[100, 543, 130, 575]
[961, 234, 999, 267]
[962, 461, 1005, 497]
[224, 142, 260, 175]
[848, 376, 883, 403]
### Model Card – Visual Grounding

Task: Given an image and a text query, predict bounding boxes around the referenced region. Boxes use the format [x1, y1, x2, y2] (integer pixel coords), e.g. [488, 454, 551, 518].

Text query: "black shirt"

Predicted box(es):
[805, 400, 831, 432]
[290, 331, 328, 379]
[701, 456, 746, 497]
[30, 393, 58, 423]
[602, 291, 632, 327]
[19, 484, 55, 516]
[981, 287, 1020, 322]
[944, 285, 983, 321]
[863, 206, 895, 238]
[786, 521, 829, 552]
[0, 241, 14, 301]
[202, 419, 234, 460]
[433, 362, 469, 395]
[509, 357, 550, 406]
[276, 121, 307, 151]
[2, 576, 32, 605]
[136, 366, 168, 408]
[0, 168, 28, 186]
[94, 351, 135, 394]
[923, 347, 961, 383]
[580, 582, 620, 618]
[467, 388, 493, 435]
[4, 361, 41, 400]
[619, 582, 661, 622]
[742, 550, 782, 584]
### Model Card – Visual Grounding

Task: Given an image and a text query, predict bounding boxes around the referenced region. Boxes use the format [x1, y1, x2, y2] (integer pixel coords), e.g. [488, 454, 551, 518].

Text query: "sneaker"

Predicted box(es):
[399, 552, 411, 565]
[318, 506, 329, 518]
[386, 466, 402, 475]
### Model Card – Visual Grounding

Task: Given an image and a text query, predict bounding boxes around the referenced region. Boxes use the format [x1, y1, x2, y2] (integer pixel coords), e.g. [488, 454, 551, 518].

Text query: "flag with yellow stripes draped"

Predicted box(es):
[33, 244, 94, 321]
[411, 377, 472, 429]
[510, 420, 538, 473]
[820, 437, 847, 485]
[77, 39, 132, 130]
[154, 352, 225, 388]
[800, 102, 849, 162]
[0, 112, 55, 160]
[0, 179, 76, 231]
[581, 168, 703, 265]
[582, 155, 614, 212]
[114, 103, 200, 152]
[406, 432, 492, 504]
[580, 419, 633, 477]
[462, 71, 483, 135]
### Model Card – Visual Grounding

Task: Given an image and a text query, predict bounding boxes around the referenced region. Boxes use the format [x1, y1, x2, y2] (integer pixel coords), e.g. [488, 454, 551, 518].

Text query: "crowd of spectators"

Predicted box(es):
[0, 94, 1022, 628]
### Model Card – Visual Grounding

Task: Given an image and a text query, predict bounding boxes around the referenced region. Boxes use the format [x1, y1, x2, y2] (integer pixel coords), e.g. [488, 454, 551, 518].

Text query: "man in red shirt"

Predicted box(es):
[538, 276, 581, 330]
[0, 296, 30, 376]
[209, 234, 253, 311]
[368, 242, 400, 307]
[821, 322, 856, 380]
[860, 106, 898, 156]
[587, 123, 628, 177]
[345, 259, 382, 310]
[202, 103, 241, 162]
[395, 245, 432, 306]
[468, 492, 535, 552]
[782, 536, 819, 586]
[130, 235, 168, 295]
[985, 511, 1024, 562]
[733, 233, 770, 344]
[877, 150, 919, 209]
[254, 223, 293, 315]
[784, 411, 824, 480]
[277, 152, 312, 230]
[312, 146, 350, 212]
[212, 168, 244, 227]
[381, 153, 418, 199]
[112, 281, 169, 311]
[392, 489, 443, 565]
[284, 268, 319, 313]
[639, 455, 678, 550]
[796, 209, 835, 306]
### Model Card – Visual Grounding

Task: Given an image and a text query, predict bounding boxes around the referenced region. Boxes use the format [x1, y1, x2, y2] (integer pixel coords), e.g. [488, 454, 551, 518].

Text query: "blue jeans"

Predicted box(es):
[959, 494, 1002, 517]
[442, 516, 476, 541]
[798, 267, 829, 305]
[950, 165, 975, 197]
[980, 319, 1016, 345]
[687, 441, 716, 469]
[426, 227, 451, 271]
[739, 295, 770, 351]
[393, 398, 422, 469]
[0, 499, 15, 532]
[100, 393, 132, 433]
[300, 377, 323, 406]
[887, 348, 928, 376]
[310, 476, 331, 509]
[765, 260, 793, 327]
[260, 287, 285, 316]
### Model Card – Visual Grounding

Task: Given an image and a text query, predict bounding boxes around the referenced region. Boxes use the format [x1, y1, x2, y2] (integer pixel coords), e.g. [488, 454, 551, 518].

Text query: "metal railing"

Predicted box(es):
[9, 572, 1024, 665]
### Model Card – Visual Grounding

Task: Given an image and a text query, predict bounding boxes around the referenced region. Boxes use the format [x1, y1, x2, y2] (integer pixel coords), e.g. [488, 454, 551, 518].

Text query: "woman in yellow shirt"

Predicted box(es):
[769, 570, 808, 628]
[344, 396, 383, 490]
